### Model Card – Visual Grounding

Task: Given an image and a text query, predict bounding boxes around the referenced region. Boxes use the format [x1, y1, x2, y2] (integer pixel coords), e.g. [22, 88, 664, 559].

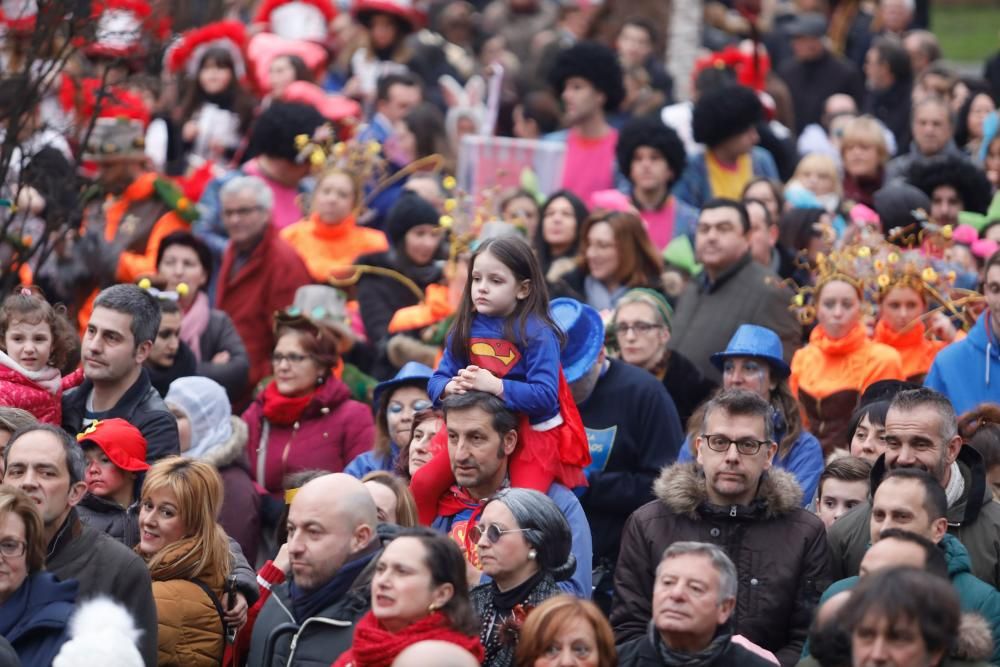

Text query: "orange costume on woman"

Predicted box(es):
[872, 319, 947, 383]
[790, 322, 903, 455]
[280, 213, 388, 282]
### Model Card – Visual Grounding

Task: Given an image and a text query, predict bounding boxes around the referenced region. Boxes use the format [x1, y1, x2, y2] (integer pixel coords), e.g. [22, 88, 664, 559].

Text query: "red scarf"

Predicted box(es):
[261, 381, 316, 426]
[332, 611, 484, 667]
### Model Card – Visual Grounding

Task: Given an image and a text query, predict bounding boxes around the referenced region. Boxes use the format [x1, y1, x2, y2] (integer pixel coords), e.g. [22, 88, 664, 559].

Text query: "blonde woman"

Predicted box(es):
[137, 457, 231, 667]
[840, 116, 891, 207]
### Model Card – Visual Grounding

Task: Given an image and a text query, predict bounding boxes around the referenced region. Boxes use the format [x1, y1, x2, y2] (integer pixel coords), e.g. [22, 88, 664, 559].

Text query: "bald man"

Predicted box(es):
[392, 640, 481, 667]
[248, 473, 381, 667]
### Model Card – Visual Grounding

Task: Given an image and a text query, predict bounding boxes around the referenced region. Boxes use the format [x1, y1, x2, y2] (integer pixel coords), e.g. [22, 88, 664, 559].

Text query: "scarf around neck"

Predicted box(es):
[261, 381, 316, 426]
[290, 544, 377, 623]
[0, 349, 61, 394]
[337, 610, 484, 667]
[810, 321, 867, 356]
[180, 292, 211, 361]
[652, 620, 734, 667]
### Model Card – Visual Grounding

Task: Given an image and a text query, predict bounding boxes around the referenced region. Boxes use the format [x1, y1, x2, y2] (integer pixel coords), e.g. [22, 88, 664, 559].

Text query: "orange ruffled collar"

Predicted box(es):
[873, 318, 927, 350]
[809, 321, 868, 356]
[307, 212, 357, 240]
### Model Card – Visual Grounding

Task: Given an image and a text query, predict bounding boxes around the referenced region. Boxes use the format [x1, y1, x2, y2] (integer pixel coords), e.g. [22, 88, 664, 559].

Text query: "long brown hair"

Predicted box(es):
[578, 211, 663, 287]
[448, 236, 564, 362]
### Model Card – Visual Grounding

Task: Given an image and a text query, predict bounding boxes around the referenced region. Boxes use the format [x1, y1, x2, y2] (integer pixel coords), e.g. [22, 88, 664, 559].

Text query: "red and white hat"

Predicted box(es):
[0, 0, 38, 34]
[247, 31, 328, 93]
[352, 0, 425, 31]
[84, 0, 171, 60]
[166, 20, 250, 82]
[253, 0, 337, 42]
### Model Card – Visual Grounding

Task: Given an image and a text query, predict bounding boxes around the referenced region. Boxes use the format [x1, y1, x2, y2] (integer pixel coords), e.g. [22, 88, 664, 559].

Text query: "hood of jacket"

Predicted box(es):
[302, 376, 352, 418]
[870, 444, 991, 526]
[954, 612, 994, 663]
[197, 416, 248, 469]
[653, 461, 803, 520]
[962, 313, 999, 381]
[941, 533, 973, 578]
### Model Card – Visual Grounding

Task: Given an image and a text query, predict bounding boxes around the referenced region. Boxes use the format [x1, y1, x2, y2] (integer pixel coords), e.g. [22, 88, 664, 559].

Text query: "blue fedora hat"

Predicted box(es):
[373, 361, 434, 407]
[710, 324, 790, 378]
[551, 298, 605, 384]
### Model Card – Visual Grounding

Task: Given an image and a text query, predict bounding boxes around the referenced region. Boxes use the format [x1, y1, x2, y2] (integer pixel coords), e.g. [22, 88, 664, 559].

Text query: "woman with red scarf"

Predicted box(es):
[243, 315, 374, 499]
[333, 527, 484, 667]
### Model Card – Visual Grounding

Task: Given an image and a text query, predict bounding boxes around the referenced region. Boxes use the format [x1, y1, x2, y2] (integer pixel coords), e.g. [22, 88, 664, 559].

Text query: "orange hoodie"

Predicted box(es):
[790, 322, 904, 454]
[872, 319, 947, 383]
[280, 213, 389, 282]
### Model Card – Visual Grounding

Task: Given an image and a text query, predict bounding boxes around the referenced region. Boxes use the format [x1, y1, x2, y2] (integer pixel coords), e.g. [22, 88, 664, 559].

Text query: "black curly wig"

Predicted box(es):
[548, 41, 625, 112]
[692, 84, 763, 148]
[244, 101, 326, 162]
[616, 114, 687, 187]
[908, 154, 992, 215]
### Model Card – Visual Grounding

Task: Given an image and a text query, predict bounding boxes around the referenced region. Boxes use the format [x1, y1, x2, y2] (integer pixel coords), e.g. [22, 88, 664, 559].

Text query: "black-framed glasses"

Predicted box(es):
[388, 399, 433, 414]
[0, 539, 26, 558]
[471, 523, 530, 544]
[222, 205, 263, 219]
[614, 322, 662, 337]
[272, 352, 310, 366]
[700, 433, 770, 456]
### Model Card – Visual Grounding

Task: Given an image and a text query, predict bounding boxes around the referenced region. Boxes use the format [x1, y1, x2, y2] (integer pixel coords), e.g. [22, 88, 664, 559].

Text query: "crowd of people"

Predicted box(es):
[0, 0, 1000, 666]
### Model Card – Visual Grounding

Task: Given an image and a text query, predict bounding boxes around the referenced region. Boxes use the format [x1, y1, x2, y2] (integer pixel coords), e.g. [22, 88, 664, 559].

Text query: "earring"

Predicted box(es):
[428, 603, 438, 612]
[528, 549, 537, 560]
[316, 375, 324, 385]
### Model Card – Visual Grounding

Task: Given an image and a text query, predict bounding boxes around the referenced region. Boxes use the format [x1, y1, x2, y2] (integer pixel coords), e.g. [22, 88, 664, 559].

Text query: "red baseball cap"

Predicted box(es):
[76, 419, 151, 472]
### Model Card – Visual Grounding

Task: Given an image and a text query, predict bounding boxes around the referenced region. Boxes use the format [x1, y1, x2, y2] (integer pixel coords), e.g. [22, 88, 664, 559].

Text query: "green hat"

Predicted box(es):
[662, 235, 702, 276]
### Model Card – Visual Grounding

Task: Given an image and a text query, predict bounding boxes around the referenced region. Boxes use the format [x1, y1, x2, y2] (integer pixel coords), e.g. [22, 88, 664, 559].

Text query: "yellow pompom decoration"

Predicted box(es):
[887, 252, 900, 264]
[294, 134, 309, 149]
[921, 267, 937, 283]
[443, 198, 457, 213]
[176, 283, 190, 297]
[442, 176, 457, 191]
[877, 274, 891, 288]
[138, 278, 152, 290]
[310, 150, 326, 167]
[857, 246, 871, 258]
[366, 141, 381, 155]
[439, 215, 454, 229]
[333, 142, 347, 156]
[793, 293, 804, 306]
[942, 225, 953, 240]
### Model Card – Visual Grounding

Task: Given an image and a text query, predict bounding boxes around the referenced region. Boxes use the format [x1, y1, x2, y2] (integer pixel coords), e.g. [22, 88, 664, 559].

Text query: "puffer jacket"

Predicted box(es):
[0, 353, 83, 425]
[76, 493, 141, 546]
[197, 416, 260, 561]
[827, 445, 1000, 588]
[243, 378, 375, 496]
[611, 463, 830, 667]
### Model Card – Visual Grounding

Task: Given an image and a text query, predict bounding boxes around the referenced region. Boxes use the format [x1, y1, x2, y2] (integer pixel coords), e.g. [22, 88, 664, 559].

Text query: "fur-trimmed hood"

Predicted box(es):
[653, 462, 804, 520]
[954, 612, 994, 663]
[196, 416, 248, 469]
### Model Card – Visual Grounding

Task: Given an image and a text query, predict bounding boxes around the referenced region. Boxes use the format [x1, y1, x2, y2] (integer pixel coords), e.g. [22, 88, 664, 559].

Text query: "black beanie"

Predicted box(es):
[386, 192, 440, 246]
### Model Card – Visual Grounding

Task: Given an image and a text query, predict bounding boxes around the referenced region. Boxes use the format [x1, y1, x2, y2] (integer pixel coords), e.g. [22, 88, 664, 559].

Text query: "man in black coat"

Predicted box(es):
[863, 36, 914, 154]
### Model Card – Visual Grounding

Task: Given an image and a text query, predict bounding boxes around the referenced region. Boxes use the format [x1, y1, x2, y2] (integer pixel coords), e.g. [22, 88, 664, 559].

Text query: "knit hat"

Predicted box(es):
[692, 84, 763, 148]
[164, 376, 234, 460]
[386, 191, 440, 246]
[76, 419, 149, 472]
[548, 41, 625, 112]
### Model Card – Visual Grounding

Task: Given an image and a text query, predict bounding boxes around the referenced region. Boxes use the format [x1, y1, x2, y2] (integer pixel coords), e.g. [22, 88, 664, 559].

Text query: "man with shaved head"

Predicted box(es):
[248, 473, 381, 667]
[392, 640, 481, 667]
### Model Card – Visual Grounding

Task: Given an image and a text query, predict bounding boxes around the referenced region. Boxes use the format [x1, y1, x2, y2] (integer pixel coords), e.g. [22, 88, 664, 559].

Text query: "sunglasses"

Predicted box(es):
[470, 523, 529, 545]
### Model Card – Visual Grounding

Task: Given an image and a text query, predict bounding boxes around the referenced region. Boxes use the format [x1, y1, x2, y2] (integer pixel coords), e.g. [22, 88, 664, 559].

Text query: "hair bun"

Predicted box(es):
[548, 554, 577, 582]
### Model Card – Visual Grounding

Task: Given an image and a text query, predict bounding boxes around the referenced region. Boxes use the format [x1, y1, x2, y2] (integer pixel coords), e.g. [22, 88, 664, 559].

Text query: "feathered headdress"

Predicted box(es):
[165, 20, 249, 82]
[253, 0, 337, 42]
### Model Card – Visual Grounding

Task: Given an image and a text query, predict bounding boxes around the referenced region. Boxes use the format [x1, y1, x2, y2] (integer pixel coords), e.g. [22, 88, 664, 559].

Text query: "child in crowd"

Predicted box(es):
[0, 286, 81, 424]
[814, 456, 872, 529]
[788, 153, 842, 214]
[413, 236, 590, 526]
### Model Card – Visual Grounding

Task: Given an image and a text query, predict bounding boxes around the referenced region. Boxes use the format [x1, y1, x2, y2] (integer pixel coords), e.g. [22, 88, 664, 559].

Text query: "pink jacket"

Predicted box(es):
[0, 353, 84, 425]
[242, 377, 375, 496]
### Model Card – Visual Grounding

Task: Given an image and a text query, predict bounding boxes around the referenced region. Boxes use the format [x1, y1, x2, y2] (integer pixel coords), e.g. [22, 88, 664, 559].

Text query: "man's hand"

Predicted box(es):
[455, 365, 503, 397]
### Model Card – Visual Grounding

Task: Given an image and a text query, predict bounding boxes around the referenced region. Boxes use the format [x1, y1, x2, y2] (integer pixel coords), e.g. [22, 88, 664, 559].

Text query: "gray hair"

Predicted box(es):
[658, 541, 738, 603]
[487, 488, 575, 581]
[0, 407, 36, 434]
[220, 175, 274, 212]
[702, 389, 775, 442]
[5, 424, 87, 485]
[889, 387, 958, 444]
[93, 284, 161, 347]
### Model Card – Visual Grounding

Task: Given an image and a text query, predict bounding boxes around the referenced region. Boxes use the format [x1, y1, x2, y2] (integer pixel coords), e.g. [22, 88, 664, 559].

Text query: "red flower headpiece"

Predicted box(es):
[692, 44, 771, 92]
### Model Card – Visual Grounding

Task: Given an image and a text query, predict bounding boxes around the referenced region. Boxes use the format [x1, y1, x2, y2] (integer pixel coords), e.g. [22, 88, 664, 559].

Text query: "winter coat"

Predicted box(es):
[827, 445, 1000, 588]
[617, 630, 777, 667]
[246, 558, 374, 667]
[924, 313, 1000, 416]
[669, 254, 801, 385]
[199, 416, 261, 562]
[75, 493, 140, 546]
[0, 356, 82, 425]
[611, 463, 831, 667]
[344, 442, 399, 479]
[46, 510, 158, 667]
[216, 224, 312, 390]
[148, 549, 227, 667]
[548, 266, 669, 312]
[196, 309, 251, 402]
[243, 377, 375, 496]
[661, 351, 717, 431]
[0, 572, 76, 667]
[776, 50, 864, 134]
[62, 368, 179, 464]
[864, 79, 913, 154]
[672, 147, 779, 210]
[885, 140, 968, 182]
[819, 533, 1000, 663]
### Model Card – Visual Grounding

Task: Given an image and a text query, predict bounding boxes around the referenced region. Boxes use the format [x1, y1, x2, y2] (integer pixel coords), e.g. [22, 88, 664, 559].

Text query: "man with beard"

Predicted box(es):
[827, 387, 1000, 587]
[48, 115, 195, 328]
[612, 390, 830, 667]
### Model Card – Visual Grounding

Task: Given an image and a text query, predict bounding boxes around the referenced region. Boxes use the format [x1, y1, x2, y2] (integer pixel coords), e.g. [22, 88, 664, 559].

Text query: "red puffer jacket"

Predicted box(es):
[0, 355, 84, 425]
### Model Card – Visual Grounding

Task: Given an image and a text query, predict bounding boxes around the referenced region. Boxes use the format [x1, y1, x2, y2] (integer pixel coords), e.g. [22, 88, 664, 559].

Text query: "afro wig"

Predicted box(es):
[692, 84, 762, 148]
[616, 114, 687, 187]
[244, 101, 326, 162]
[909, 154, 993, 215]
[548, 41, 625, 112]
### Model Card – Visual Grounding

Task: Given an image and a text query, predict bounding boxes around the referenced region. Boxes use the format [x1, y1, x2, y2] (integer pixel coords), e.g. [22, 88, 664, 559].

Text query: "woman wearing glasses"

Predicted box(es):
[470, 488, 575, 667]
[346, 361, 434, 479]
[243, 315, 375, 499]
[0, 485, 77, 667]
[610, 288, 716, 427]
[676, 325, 825, 505]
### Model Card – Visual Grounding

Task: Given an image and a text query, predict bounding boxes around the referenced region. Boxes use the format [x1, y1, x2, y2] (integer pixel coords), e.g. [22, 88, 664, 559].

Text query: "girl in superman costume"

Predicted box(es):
[411, 236, 590, 526]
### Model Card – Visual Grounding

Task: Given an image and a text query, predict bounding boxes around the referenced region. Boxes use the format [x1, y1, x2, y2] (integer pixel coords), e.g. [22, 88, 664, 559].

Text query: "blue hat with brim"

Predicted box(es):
[710, 324, 790, 378]
[373, 361, 434, 407]
[551, 298, 605, 384]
